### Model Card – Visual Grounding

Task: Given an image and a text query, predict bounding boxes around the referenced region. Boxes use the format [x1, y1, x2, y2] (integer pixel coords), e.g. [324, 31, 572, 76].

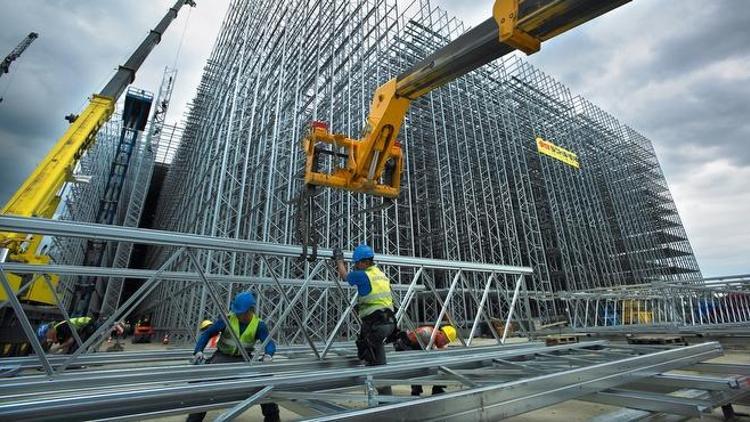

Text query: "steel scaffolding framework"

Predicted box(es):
[0, 1, 745, 420]
[149, 0, 700, 330]
[0, 216, 745, 420]
[42, 67, 179, 316]
[0, 215, 533, 369]
[562, 276, 750, 333]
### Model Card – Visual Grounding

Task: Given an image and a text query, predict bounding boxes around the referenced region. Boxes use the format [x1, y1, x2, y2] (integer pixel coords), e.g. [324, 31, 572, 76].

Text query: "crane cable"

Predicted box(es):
[172, 5, 193, 69]
[0, 64, 19, 105]
[67, 4, 192, 119]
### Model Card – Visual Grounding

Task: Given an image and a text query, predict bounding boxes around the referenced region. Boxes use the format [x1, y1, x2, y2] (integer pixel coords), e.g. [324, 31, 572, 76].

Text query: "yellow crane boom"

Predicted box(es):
[302, 0, 630, 198]
[0, 0, 196, 304]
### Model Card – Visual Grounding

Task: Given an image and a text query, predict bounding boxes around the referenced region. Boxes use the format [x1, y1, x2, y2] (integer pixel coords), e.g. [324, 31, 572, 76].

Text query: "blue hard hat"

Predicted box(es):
[231, 292, 257, 314]
[36, 323, 50, 342]
[352, 244, 375, 263]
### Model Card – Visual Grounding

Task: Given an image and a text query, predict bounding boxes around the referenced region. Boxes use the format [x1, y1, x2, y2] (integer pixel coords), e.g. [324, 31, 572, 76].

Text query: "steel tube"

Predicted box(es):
[0, 216, 533, 275]
[301, 342, 723, 422]
[0, 342, 618, 421]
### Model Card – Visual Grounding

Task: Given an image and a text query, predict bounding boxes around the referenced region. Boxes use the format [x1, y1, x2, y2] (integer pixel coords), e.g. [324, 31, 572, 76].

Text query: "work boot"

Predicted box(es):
[261, 403, 280, 422]
[377, 386, 392, 396]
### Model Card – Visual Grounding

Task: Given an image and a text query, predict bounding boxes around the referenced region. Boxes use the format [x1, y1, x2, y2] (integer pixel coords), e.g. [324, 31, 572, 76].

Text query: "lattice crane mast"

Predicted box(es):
[0, 32, 39, 103]
[0, 32, 38, 78]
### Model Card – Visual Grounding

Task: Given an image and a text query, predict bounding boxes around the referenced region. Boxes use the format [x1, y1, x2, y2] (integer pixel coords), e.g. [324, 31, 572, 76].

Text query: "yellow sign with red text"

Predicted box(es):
[536, 137, 579, 169]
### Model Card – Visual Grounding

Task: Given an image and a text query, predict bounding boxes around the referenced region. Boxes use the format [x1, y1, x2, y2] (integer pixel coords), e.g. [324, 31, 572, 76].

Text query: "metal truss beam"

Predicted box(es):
[0, 341, 737, 422]
[0, 216, 532, 275]
[302, 342, 723, 421]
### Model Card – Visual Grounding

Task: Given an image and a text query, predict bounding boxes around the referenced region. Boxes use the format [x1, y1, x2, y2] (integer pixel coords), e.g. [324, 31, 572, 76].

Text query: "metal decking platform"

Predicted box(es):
[0, 340, 747, 421]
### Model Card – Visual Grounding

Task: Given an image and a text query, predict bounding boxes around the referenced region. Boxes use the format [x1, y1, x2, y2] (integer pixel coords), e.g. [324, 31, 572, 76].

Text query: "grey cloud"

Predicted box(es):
[648, 3, 750, 80]
[0, 0, 225, 204]
[1, 0, 746, 276]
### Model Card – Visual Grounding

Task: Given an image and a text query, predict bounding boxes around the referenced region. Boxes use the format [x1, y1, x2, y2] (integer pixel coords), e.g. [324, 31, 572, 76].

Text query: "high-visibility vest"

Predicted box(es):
[358, 266, 394, 318]
[55, 316, 92, 330]
[216, 313, 260, 356]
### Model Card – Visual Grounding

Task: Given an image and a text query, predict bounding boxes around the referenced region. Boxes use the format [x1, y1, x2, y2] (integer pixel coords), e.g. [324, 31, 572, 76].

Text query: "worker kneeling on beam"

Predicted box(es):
[37, 315, 99, 354]
[187, 292, 280, 422]
[393, 325, 457, 396]
[333, 244, 396, 394]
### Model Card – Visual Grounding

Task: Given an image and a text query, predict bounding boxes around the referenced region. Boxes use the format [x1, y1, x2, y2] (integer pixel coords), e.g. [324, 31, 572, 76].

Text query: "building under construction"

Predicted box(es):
[1, 0, 749, 420]
[141, 0, 701, 326]
[14, 0, 705, 333]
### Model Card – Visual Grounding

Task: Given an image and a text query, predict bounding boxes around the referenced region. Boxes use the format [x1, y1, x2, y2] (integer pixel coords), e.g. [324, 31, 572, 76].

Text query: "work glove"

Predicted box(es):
[332, 247, 344, 262]
[191, 351, 206, 365]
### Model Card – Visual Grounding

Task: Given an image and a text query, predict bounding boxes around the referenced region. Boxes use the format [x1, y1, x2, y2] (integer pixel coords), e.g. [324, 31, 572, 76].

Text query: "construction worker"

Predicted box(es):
[199, 319, 219, 348]
[186, 291, 280, 422]
[38, 316, 99, 354]
[333, 244, 396, 370]
[393, 325, 458, 396]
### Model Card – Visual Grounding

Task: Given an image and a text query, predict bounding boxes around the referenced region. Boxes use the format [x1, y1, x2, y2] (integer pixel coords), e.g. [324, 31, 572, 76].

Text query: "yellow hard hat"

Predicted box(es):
[441, 325, 457, 343]
[199, 320, 213, 331]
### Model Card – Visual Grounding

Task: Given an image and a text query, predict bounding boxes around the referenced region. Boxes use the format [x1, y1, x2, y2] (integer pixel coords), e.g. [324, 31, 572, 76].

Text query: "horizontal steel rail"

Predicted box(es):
[0, 342, 362, 370]
[0, 341, 561, 398]
[0, 342, 722, 421]
[301, 342, 724, 421]
[0, 262, 422, 291]
[0, 216, 533, 274]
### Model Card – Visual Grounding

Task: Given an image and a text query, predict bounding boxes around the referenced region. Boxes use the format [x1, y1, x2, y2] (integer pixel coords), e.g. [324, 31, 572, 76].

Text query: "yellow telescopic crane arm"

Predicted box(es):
[303, 0, 630, 198]
[0, 0, 196, 262]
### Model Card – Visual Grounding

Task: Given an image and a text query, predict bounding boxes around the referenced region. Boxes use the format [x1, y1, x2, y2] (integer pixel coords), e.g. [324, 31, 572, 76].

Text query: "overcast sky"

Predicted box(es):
[1, 1, 747, 277]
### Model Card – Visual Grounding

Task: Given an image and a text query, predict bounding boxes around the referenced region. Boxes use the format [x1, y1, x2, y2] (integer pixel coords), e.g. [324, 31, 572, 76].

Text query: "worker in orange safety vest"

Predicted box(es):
[393, 325, 457, 396]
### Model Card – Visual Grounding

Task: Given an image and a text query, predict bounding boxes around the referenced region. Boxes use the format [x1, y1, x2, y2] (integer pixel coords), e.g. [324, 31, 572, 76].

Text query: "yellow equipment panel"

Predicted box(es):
[0, 272, 59, 305]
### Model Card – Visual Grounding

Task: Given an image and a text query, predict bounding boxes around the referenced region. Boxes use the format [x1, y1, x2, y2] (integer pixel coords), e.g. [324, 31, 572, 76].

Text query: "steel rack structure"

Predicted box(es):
[0, 339, 747, 421]
[36, 68, 179, 316]
[96, 68, 179, 319]
[562, 276, 750, 333]
[150, 0, 701, 329]
[43, 114, 123, 310]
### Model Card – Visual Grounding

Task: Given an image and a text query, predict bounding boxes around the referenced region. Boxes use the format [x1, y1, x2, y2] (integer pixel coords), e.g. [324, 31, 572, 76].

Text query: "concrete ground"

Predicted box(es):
[113, 338, 749, 421]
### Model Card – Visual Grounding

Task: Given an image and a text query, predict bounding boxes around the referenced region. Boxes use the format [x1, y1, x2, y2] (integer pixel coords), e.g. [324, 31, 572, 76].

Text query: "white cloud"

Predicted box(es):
[669, 160, 750, 275]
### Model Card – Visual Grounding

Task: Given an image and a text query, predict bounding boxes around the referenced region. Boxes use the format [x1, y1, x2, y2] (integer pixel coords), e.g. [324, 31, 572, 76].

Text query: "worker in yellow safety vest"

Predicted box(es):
[333, 244, 396, 372]
[37, 315, 99, 354]
[186, 292, 280, 422]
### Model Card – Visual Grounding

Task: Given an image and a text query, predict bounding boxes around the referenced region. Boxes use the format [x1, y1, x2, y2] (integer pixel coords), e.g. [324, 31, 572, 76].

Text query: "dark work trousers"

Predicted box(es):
[186, 351, 280, 422]
[357, 309, 396, 396]
[58, 322, 98, 354]
[393, 331, 446, 396]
